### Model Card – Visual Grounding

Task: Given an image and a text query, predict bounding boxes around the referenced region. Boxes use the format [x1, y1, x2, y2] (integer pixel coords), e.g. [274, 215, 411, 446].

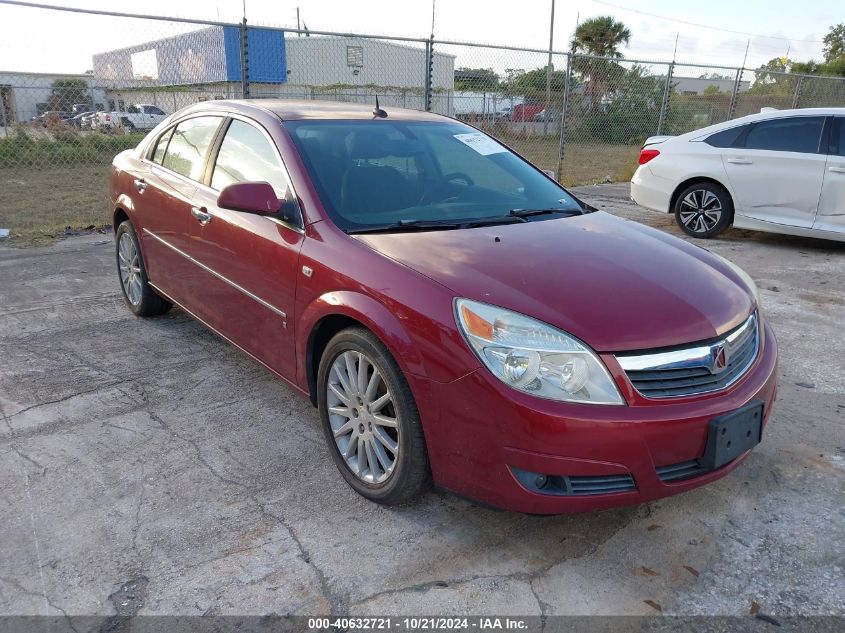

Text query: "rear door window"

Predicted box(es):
[744, 116, 825, 154]
[161, 116, 222, 180]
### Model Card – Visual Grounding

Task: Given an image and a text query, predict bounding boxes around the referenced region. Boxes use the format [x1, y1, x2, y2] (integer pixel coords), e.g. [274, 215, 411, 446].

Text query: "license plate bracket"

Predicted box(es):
[700, 400, 764, 471]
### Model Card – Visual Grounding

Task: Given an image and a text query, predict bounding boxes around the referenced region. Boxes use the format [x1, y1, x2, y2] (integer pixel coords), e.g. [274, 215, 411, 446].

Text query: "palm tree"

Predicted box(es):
[571, 16, 631, 111]
[571, 16, 631, 58]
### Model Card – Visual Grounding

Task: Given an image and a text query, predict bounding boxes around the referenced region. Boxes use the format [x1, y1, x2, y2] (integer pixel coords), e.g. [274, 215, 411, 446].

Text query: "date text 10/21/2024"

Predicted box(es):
[307, 617, 530, 630]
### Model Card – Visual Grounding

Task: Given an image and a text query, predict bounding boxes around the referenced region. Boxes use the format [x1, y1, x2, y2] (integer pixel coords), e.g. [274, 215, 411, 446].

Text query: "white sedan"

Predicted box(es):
[631, 107, 845, 241]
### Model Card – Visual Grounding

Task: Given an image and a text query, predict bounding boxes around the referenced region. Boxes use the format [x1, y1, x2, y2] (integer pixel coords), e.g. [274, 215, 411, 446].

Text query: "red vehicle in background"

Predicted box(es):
[109, 99, 777, 514]
[511, 103, 545, 122]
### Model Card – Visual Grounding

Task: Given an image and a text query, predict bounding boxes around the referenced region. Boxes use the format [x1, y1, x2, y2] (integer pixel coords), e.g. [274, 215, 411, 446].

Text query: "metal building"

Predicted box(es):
[90, 27, 455, 114]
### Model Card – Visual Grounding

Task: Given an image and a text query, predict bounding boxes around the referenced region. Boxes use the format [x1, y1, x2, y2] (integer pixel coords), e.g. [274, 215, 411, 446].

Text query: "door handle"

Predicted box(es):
[191, 206, 212, 225]
[133, 178, 147, 192]
[727, 158, 753, 165]
[829, 166, 845, 173]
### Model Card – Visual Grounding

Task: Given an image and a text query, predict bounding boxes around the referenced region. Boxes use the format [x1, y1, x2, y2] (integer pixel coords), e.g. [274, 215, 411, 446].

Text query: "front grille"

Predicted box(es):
[510, 467, 636, 496]
[617, 313, 759, 399]
[655, 460, 706, 482]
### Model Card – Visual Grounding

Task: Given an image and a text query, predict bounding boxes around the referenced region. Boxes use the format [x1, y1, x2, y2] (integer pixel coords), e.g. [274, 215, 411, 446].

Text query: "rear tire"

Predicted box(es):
[673, 182, 733, 239]
[115, 220, 171, 317]
[317, 327, 431, 505]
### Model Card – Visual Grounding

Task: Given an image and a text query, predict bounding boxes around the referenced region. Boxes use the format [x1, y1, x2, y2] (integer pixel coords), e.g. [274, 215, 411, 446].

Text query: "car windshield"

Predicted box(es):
[284, 119, 582, 231]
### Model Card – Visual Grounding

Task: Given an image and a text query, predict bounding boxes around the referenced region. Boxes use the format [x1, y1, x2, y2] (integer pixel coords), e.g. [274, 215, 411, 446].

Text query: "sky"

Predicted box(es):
[0, 0, 839, 75]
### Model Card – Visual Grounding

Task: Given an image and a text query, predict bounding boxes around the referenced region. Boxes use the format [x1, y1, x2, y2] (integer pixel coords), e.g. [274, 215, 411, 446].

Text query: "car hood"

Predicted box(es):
[354, 212, 754, 352]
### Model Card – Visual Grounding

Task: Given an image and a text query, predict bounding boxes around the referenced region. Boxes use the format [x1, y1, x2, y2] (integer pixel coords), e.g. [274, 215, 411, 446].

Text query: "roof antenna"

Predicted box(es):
[373, 95, 388, 118]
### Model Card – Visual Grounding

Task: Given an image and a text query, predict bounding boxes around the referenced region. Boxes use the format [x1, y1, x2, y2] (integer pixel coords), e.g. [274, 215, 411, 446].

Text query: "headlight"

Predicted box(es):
[712, 253, 761, 306]
[455, 299, 624, 405]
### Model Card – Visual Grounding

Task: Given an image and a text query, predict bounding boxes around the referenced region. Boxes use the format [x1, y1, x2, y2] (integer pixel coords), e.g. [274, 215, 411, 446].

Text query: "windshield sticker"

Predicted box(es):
[453, 132, 507, 156]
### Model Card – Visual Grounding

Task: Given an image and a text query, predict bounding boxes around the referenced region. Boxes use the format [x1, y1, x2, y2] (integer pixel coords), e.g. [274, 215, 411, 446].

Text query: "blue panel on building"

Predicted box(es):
[247, 28, 287, 83]
[94, 25, 286, 87]
[223, 26, 242, 82]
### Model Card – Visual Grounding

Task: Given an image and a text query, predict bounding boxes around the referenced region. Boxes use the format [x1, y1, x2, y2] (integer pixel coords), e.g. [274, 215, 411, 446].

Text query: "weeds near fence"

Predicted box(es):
[0, 127, 145, 168]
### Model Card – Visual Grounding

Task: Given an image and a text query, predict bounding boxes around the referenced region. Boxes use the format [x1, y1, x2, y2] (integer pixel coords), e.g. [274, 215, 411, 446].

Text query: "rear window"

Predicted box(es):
[743, 116, 825, 154]
[704, 125, 747, 148]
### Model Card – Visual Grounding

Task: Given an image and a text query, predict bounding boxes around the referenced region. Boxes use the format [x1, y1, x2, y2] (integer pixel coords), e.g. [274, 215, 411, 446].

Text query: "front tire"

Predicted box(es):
[115, 220, 171, 317]
[317, 327, 431, 505]
[674, 182, 733, 239]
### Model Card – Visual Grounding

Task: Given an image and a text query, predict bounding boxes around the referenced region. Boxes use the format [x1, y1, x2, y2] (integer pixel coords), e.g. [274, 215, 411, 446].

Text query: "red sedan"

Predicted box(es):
[110, 100, 777, 514]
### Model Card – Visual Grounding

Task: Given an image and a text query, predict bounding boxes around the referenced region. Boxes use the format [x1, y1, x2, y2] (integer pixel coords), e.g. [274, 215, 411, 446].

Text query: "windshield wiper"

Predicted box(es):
[346, 219, 463, 234]
[460, 215, 528, 228]
[346, 208, 581, 234]
[508, 207, 583, 218]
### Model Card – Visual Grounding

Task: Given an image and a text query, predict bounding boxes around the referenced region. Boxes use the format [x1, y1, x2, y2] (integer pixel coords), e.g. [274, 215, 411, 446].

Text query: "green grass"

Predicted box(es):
[0, 129, 145, 168]
[496, 134, 640, 186]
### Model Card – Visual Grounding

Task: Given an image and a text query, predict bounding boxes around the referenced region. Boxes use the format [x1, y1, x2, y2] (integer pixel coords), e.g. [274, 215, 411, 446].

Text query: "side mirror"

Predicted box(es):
[217, 181, 280, 215]
[542, 169, 557, 181]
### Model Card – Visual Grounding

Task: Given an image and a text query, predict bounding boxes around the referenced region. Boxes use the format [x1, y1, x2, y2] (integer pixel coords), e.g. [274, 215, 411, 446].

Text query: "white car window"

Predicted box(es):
[705, 125, 748, 148]
[831, 118, 844, 157]
[744, 117, 824, 154]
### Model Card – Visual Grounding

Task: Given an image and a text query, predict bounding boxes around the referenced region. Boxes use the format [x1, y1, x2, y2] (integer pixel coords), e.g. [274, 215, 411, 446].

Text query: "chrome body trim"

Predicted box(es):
[142, 228, 287, 320]
[617, 314, 756, 372]
[617, 313, 759, 398]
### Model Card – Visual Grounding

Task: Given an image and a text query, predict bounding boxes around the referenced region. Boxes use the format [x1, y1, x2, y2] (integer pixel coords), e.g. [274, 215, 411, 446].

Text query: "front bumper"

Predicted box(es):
[414, 322, 778, 514]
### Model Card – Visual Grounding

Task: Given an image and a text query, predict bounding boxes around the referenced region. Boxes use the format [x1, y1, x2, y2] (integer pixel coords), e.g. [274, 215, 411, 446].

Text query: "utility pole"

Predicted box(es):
[424, 0, 436, 111]
[543, 0, 555, 135]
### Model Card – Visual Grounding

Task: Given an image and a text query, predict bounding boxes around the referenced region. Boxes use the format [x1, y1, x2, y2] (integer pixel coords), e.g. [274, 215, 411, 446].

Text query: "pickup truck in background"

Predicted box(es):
[94, 104, 167, 132]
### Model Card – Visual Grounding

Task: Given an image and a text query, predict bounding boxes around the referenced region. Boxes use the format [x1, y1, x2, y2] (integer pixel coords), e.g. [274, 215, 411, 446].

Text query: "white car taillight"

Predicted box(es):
[638, 148, 660, 165]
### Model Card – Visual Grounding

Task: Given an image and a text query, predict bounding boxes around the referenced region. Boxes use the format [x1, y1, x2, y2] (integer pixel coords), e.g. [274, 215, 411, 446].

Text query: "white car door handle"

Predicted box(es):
[829, 166, 845, 173]
[727, 158, 753, 165]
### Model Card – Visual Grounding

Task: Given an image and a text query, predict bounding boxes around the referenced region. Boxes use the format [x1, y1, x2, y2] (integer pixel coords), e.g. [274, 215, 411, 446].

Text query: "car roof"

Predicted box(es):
[180, 99, 450, 122]
[680, 107, 845, 140]
[735, 107, 844, 122]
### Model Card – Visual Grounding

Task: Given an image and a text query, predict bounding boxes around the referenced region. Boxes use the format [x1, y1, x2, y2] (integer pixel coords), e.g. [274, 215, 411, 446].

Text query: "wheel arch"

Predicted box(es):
[669, 176, 735, 219]
[299, 292, 427, 407]
[113, 206, 130, 233]
[112, 190, 138, 230]
[305, 313, 363, 407]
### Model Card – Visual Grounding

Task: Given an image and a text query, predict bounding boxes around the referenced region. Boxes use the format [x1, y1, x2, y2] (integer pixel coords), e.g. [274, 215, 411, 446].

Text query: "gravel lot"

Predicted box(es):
[1, 184, 843, 623]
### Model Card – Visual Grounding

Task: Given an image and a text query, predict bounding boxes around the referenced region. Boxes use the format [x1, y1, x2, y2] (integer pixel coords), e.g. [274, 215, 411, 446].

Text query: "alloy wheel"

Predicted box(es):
[326, 350, 400, 484]
[118, 232, 142, 306]
[678, 189, 723, 234]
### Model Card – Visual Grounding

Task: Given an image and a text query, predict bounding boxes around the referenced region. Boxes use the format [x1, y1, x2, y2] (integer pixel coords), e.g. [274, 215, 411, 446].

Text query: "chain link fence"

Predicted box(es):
[1, 1, 844, 241]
